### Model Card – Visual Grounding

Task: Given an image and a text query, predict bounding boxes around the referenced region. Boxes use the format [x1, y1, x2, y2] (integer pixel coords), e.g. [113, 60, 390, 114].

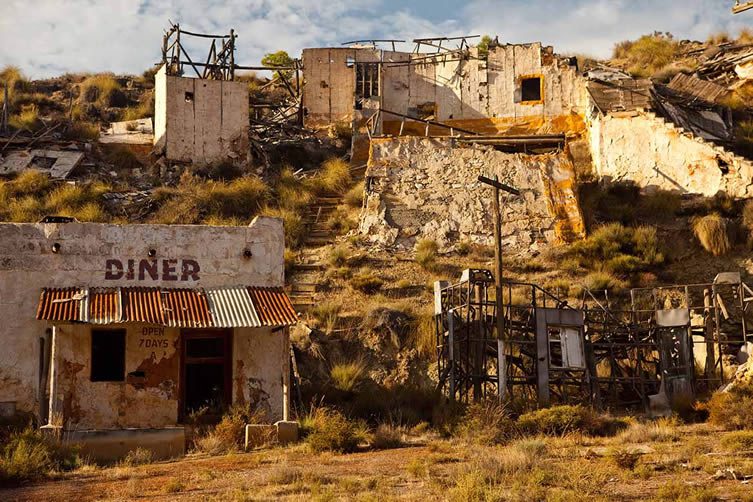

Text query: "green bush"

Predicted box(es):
[613, 33, 680, 78]
[517, 405, 629, 437]
[302, 406, 368, 453]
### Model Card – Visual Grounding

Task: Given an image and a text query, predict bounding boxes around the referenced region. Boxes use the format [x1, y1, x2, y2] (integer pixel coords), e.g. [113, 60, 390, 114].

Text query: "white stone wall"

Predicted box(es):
[154, 65, 250, 164]
[588, 110, 753, 198]
[0, 217, 287, 423]
[360, 137, 585, 250]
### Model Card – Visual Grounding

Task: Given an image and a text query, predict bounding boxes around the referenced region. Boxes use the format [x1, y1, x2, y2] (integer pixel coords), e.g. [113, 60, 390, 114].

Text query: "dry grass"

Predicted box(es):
[9, 104, 42, 132]
[120, 94, 154, 121]
[79, 74, 126, 108]
[63, 121, 100, 141]
[348, 271, 384, 294]
[344, 181, 364, 208]
[329, 360, 368, 392]
[719, 430, 753, 452]
[120, 448, 153, 467]
[618, 418, 680, 444]
[415, 239, 439, 271]
[0, 428, 82, 486]
[517, 405, 629, 437]
[301, 406, 368, 453]
[309, 158, 352, 195]
[455, 400, 515, 446]
[371, 424, 405, 450]
[692, 214, 732, 256]
[707, 380, 753, 430]
[261, 206, 307, 248]
[613, 33, 681, 78]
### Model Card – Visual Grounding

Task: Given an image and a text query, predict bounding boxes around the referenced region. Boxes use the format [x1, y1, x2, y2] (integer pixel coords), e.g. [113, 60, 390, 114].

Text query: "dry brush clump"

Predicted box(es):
[706, 379, 753, 430]
[0, 428, 83, 487]
[692, 213, 733, 256]
[300, 406, 369, 453]
[612, 32, 682, 78]
[79, 74, 127, 109]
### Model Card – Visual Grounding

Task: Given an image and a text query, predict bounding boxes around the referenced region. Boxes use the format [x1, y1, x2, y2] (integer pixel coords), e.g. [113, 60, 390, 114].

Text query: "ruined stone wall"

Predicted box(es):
[359, 137, 585, 250]
[589, 110, 753, 198]
[0, 217, 286, 422]
[154, 65, 249, 165]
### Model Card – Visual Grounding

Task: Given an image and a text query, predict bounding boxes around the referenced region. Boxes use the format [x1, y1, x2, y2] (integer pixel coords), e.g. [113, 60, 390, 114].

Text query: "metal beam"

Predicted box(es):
[733, 1, 753, 13]
[477, 176, 521, 196]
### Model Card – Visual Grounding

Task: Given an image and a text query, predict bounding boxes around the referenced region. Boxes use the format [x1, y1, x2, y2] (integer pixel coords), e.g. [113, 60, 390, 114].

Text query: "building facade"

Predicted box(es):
[0, 217, 295, 459]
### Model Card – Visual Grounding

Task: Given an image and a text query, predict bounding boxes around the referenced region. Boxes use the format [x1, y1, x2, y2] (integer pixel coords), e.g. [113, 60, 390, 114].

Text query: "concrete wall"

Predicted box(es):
[0, 217, 285, 422]
[154, 65, 250, 165]
[359, 137, 585, 251]
[588, 110, 753, 198]
[303, 43, 587, 134]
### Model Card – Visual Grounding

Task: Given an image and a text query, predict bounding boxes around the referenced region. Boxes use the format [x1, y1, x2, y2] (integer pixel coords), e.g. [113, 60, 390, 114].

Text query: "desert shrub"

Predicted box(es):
[151, 173, 269, 225]
[275, 166, 315, 211]
[103, 144, 142, 170]
[569, 223, 664, 274]
[415, 239, 439, 271]
[349, 272, 384, 294]
[618, 418, 679, 443]
[63, 121, 100, 141]
[371, 424, 404, 450]
[455, 400, 515, 446]
[328, 245, 350, 268]
[9, 104, 42, 132]
[121, 93, 154, 121]
[408, 309, 437, 358]
[79, 74, 127, 108]
[613, 32, 680, 78]
[583, 271, 624, 291]
[720, 430, 753, 452]
[0, 428, 81, 486]
[262, 206, 306, 248]
[692, 214, 732, 256]
[608, 447, 640, 470]
[517, 405, 628, 437]
[329, 360, 367, 392]
[309, 158, 352, 195]
[194, 404, 267, 455]
[326, 206, 357, 233]
[707, 381, 753, 430]
[121, 447, 153, 466]
[302, 406, 368, 453]
[0, 66, 29, 103]
[344, 181, 364, 208]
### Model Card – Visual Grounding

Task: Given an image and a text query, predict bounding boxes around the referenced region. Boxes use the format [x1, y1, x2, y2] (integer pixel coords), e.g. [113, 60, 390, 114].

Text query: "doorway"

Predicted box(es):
[180, 329, 232, 421]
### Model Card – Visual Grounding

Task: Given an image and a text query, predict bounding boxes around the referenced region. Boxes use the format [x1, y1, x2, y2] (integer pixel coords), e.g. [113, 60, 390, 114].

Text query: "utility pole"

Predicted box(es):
[1, 81, 8, 135]
[478, 175, 520, 400]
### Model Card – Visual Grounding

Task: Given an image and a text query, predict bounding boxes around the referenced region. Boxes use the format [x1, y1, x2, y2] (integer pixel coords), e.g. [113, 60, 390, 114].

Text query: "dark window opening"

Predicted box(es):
[185, 91, 194, 103]
[186, 337, 225, 359]
[30, 156, 56, 170]
[181, 330, 232, 420]
[91, 329, 126, 382]
[548, 327, 564, 369]
[521, 77, 542, 102]
[355, 62, 380, 107]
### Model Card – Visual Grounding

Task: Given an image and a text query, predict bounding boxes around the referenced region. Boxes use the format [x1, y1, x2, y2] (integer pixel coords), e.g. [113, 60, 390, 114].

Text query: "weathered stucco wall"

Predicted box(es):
[0, 217, 286, 423]
[589, 110, 753, 197]
[154, 65, 250, 165]
[303, 43, 588, 134]
[360, 137, 585, 250]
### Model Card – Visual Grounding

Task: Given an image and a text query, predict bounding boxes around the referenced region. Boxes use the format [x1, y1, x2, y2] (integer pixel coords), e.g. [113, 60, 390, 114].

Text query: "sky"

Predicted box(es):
[0, 0, 751, 78]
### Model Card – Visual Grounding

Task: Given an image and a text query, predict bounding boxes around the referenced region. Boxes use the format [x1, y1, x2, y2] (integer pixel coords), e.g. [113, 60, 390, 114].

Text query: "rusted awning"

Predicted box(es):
[36, 286, 297, 328]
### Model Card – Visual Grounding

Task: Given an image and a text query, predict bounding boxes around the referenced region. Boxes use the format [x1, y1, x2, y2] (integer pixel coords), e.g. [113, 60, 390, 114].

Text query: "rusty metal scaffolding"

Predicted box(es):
[436, 269, 753, 410]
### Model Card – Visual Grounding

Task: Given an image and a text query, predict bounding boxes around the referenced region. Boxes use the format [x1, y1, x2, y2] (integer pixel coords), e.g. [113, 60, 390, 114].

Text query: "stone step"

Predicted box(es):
[305, 237, 334, 247]
[291, 262, 325, 271]
[290, 283, 319, 293]
[309, 230, 334, 238]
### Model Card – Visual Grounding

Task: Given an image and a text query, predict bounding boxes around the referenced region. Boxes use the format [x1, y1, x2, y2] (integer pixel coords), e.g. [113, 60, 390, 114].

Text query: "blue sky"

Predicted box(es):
[1, 0, 751, 78]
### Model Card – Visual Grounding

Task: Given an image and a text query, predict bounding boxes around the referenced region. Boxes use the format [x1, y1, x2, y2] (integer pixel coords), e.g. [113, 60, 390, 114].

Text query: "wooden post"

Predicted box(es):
[2, 82, 8, 135]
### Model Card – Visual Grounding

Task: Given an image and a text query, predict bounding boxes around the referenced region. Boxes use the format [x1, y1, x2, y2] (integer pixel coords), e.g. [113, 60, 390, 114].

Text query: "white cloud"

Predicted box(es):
[0, 0, 745, 78]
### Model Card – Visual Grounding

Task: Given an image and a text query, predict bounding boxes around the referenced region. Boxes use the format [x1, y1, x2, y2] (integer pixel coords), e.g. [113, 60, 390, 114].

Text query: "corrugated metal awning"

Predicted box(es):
[36, 286, 297, 328]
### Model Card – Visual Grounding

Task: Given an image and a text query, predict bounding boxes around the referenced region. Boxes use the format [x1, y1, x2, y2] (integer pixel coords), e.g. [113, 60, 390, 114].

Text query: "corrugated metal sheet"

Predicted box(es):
[247, 287, 298, 326]
[162, 288, 212, 328]
[37, 286, 297, 328]
[87, 288, 122, 325]
[36, 287, 86, 322]
[206, 286, 260, 328]
[122, 288, 164, 325]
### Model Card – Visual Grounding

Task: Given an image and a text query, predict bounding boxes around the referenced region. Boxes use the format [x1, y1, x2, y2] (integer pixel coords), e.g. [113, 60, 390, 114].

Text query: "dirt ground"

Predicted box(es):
[3, 422, 753, 502]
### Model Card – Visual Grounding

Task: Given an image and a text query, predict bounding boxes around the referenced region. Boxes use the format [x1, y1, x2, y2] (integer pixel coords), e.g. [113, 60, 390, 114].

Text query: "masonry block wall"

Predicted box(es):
[359, 137, 585, 251]
[154, 65, 250, 164]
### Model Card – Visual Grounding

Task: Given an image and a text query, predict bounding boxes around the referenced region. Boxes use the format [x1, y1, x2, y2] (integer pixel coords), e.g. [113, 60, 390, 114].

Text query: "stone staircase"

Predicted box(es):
[286, 163, 367, 313]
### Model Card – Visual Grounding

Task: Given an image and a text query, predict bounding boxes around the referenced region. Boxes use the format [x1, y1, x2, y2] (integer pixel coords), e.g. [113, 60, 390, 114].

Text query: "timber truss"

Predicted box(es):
[435, 269, 753, 410]
[160, 22, 303, 131]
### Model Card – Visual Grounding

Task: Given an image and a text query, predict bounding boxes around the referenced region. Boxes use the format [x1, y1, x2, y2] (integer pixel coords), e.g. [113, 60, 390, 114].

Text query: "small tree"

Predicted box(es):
[477, 35, 494, 59]
[261, 50, 294, 81]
